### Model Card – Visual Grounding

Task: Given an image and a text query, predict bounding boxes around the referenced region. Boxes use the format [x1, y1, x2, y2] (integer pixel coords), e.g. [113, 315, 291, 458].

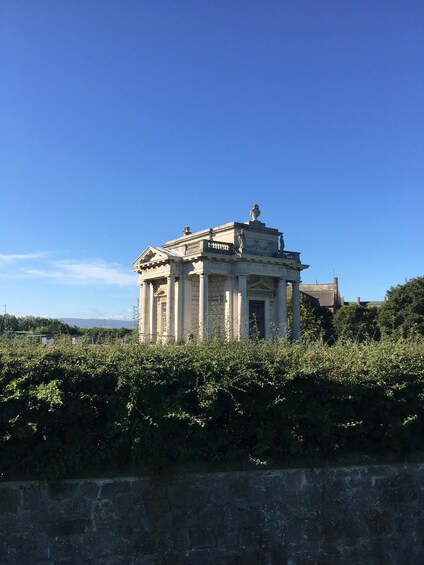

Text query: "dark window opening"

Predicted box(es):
[249, 300, 265, 339]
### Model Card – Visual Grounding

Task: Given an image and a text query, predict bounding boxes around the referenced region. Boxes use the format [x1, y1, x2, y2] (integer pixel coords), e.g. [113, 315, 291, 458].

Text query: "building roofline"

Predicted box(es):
[162, 220, 280, 249]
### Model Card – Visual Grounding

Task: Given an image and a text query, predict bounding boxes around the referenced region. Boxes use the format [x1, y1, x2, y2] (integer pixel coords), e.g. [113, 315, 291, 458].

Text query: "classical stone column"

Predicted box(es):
[292, 281, 301, 340]
[149, 282, 155, 340]
[238, 275, 248, 338]
[143, 282, 151, 339]
[277, 277, 287, 337]
[183, 277, 192, 338]
[199, 273, 208, 340]
[166, 275, 175, 341]
[176, 275, 185, 342]
[225, 275, 235, 340]
[138, 281, 147, 341]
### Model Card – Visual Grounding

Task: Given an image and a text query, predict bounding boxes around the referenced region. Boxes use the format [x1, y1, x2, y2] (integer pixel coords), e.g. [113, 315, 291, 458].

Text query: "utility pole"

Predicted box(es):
[132, 299, 139, 328]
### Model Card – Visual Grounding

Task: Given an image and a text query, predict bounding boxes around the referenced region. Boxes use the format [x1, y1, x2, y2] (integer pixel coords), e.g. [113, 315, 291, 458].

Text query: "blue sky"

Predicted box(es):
[1, 0, 423, 320]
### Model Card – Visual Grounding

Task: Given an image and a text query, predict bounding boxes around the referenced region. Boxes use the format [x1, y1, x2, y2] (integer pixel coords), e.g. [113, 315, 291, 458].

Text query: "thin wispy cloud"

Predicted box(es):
[51, 260, 135, 286]
[20, 268, 64, 280]
[90, 308, 134, 320]
[0, 252, 48, 263]
[1, 253, 135, 286]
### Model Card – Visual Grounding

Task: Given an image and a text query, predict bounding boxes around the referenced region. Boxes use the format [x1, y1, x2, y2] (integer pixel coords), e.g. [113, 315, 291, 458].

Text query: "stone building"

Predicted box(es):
[300, 277, 342, 312]
[132, 206, 308, 342]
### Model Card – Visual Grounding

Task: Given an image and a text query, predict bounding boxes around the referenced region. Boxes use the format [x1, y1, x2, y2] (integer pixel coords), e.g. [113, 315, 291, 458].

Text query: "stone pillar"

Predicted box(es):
[292, 281, 301, 340]
[199, 273, 208, 340]
[144, 282, 151, 339]
[138, 281, 145, 340]
[238, 275, 248, 338]
[184, 277, 192, 339]
[149, 282, 155, 340]
[277, 277, 287, 337]
[166, 276, 175, 341]
[225, 275, 235, 340]
[176, 275, 185, 342]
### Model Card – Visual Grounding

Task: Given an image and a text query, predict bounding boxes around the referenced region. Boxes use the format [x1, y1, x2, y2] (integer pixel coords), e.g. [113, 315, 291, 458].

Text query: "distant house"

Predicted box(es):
[300, 277, 385, 311]
[299, 277, 342, 312]
[343, 297, 385, 308]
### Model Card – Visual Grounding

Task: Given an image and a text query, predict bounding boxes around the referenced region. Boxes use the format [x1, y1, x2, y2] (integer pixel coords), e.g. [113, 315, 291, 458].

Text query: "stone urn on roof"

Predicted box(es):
[250, 203, 261, 221]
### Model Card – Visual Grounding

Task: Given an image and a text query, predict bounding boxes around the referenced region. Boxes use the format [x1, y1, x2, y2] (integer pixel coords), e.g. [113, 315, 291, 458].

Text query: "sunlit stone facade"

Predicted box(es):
[132, 207, 308, 342]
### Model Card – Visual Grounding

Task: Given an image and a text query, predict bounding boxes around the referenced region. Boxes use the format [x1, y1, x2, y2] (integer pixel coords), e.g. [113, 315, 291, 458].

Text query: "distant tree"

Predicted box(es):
[0, 314, 19, 333]
[378, 276, 424, 338]
[42, 318, 75, 335]
[313, 304, 336, 344]
[333, 305, 380, 342]
[287, 293, 336, 343]
[0, 315, 77, 336]
[79, 326, 134, 343]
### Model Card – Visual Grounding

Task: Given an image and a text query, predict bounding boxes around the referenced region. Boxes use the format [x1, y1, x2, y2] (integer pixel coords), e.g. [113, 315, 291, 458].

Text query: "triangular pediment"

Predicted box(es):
[132, 246, 183, 270]
[154, 287, 167, 298]
[247, 280, 274, 292]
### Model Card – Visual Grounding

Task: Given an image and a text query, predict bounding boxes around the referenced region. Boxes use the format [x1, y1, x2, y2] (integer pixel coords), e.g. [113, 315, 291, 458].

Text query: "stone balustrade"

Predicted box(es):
[200, 240, 234, 254]
[281, 250, 300, 261]
[183, 240, 300, 262]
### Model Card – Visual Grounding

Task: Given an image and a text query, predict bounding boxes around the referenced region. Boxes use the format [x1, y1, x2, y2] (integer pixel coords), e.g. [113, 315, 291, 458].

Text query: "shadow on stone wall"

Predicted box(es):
[1, 463, 424, 564]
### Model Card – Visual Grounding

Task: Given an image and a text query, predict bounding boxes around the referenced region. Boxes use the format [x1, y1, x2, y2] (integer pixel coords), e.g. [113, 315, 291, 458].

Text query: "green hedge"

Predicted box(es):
[1, 338, 424, 480]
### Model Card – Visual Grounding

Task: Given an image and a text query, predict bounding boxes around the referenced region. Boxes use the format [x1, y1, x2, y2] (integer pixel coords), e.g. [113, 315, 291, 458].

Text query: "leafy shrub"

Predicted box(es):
[378, 276, 424, 338]
[333, 304, 380, 342]
[1, 337, 424, 480]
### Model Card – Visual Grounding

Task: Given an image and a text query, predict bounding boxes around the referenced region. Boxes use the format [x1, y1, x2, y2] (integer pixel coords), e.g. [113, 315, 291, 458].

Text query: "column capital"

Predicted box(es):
[198, 260, 210, 276]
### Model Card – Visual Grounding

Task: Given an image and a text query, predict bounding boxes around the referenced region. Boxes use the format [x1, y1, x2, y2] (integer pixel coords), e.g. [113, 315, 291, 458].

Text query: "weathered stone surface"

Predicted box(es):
[167, 481, 210, 508]
[49, 518, 92, 537]
[100, 479, 132, 499]
[1, 463, 424, 563]
[1, 488, 20, 513]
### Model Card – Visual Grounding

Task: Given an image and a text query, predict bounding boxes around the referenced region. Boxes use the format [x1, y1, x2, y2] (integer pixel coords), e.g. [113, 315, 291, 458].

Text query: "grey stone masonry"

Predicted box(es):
[1, 463, 424, 564]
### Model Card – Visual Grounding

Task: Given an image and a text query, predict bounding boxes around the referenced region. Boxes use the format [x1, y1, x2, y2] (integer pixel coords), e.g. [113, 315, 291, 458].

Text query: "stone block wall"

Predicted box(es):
[1, 463, 424, 564]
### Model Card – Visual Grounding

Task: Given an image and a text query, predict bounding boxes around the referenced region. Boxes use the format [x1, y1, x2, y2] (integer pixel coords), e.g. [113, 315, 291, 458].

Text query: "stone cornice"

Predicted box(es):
[135, 252, 308, 277]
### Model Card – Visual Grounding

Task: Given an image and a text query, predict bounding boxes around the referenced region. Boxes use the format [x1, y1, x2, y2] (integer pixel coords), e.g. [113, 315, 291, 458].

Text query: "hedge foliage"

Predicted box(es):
[1, 337, 424, 480]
